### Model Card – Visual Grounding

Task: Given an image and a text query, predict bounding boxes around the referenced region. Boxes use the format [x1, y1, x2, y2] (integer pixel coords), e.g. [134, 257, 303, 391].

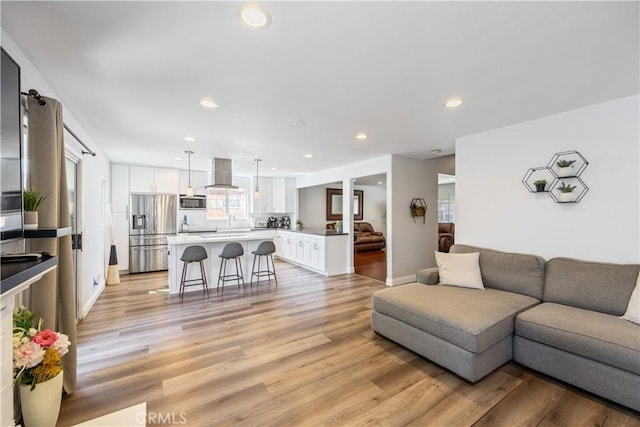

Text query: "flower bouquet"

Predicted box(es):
[13, 305, 70, 390]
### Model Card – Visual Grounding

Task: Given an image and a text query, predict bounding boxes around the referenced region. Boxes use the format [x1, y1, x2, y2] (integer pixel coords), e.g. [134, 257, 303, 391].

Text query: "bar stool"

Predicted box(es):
[179, 245, 209, 300]
[251, 241, 278, 287]
[218, 242, 245, 294]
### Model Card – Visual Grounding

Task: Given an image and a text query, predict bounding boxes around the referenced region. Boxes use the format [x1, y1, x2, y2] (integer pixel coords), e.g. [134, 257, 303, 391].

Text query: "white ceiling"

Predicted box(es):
[2, 1, 638, 177]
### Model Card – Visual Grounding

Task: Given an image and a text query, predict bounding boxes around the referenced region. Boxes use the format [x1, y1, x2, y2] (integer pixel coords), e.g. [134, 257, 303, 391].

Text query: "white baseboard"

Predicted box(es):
[386, 274, 416, 287]
[82, 283, 105, 319]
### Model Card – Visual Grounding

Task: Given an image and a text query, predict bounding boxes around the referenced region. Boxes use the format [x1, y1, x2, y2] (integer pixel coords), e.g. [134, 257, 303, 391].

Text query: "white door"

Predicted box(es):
[65, 156, 81, 320]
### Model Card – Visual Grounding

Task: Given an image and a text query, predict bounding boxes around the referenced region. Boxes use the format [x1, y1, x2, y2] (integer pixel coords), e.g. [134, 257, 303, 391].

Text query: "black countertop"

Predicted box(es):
[1, 252, 58, 295]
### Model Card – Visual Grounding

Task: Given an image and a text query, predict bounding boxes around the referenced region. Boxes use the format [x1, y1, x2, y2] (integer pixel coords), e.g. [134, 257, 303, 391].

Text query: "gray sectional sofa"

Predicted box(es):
[371, 244, 640, 411]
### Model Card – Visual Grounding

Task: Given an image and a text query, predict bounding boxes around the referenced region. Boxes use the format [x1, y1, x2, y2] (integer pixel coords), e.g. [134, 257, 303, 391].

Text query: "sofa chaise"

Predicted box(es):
[371, 244, 640, 411]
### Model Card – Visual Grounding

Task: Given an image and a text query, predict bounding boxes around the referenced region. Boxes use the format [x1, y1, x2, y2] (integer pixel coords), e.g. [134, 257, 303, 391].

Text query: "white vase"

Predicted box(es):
[556, 167, 575, 177]
[559, 192, 577, 203]
[19, 371, 63, 427]
[23, 211, 38, 230]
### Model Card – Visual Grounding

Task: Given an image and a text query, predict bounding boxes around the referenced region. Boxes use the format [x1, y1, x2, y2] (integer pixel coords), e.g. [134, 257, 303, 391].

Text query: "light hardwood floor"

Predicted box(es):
[58, 262, 640, 426]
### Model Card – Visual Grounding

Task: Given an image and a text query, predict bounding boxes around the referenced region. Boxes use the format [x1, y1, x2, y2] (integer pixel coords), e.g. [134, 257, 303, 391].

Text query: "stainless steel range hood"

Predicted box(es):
[205, 158, 238, 189]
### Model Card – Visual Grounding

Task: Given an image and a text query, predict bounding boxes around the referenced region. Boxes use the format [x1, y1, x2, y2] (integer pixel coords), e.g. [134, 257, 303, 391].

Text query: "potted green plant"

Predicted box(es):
[557, 182, 577, 202]
[410, 201, 425, 217]
[296, 219, 304, 230]
[533, 179, 547, 192]
[23, 188, 48, 229]
[556, 159, 577, 177]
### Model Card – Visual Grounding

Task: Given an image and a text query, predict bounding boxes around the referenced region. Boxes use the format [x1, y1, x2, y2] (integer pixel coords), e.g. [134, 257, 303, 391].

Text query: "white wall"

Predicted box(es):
[2, 30, 111, 317]
[361, 184, 387, 233]
[456, 95, 639, 263]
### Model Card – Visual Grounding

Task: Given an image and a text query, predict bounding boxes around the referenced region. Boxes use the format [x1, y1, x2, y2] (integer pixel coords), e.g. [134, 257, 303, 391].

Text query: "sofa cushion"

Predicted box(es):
[516, 303, 640, 375]
[622, 274, 640, 325]
[435, 251, 484, 289]
[450, 245, 546, 299]
[356, 222, 374, 233]
[417, 267, 440, 285]
[544, 258, 640, 315]
[372, 283, 539, 353]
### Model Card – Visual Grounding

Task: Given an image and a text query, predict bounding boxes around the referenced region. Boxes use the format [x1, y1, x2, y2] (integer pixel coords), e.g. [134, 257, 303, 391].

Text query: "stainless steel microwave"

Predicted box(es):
[179, 195, 206, 209]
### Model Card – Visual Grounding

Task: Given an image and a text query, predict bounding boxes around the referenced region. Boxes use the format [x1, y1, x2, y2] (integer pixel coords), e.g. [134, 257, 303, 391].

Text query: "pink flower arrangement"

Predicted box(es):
[13, 306, 71, 389]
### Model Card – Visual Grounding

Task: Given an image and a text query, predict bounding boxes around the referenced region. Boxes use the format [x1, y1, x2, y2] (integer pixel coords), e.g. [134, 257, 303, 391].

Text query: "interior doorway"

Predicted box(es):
[437, 174, 455, 253]
[351, 173, 387, 282]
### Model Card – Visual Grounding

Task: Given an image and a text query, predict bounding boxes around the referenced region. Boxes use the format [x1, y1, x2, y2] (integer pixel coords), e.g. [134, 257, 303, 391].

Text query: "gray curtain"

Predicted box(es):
[26, 96, 77, 393]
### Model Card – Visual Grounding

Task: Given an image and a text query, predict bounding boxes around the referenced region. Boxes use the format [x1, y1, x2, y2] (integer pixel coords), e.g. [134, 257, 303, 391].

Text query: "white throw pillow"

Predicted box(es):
[434, 251, 484, 290]
[621, 273, 640, 325]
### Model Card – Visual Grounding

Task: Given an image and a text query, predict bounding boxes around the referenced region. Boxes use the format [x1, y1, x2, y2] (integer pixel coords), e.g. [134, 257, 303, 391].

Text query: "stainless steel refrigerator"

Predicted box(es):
[129, 193, 177, 273]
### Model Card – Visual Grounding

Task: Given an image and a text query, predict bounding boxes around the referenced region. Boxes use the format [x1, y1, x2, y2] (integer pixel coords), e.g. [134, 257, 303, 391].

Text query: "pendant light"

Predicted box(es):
[185, 150, 194, 197]
[254, 158, 262, 199]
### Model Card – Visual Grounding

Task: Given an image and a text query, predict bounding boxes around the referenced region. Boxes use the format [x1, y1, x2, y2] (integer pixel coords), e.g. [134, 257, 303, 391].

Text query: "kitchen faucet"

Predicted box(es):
[228, 215, 236, 228]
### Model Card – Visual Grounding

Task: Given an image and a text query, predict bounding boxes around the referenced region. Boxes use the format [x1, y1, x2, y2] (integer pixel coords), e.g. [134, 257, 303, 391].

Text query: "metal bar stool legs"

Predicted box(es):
[251, 241, 278, 288]
[179, 245, 209, 300]
[217, 242, 245, 294]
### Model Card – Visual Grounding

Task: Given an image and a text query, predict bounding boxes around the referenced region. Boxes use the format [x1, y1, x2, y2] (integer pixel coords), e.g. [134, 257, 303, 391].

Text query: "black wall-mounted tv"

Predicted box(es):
[1, 47, 24, 241]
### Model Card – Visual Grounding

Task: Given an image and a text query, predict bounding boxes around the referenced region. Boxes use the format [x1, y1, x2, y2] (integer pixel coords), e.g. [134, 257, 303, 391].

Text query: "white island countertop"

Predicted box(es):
[167, 229, 279, 245]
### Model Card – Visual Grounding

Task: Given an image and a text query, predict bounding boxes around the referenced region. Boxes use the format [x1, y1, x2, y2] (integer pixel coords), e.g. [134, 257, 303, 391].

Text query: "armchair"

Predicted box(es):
[326, 221, 386, 252]
[438, 222, 455, 252]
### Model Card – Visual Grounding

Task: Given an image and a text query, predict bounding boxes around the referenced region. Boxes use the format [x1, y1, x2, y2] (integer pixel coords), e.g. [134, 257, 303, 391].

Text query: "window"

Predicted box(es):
[206, 187, 248, 219]
[438, 194, 455, 223]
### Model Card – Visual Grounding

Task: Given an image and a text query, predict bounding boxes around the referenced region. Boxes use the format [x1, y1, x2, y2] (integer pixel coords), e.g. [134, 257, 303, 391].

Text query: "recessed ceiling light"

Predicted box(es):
[304, 154, 313, 158]
[431, 149, 442, 154]
[184, 136, 196, 142]
[200, 98, 219, 109]
[238, 4, 271, 29]
[271, 167, 277, 171]
[175, 157, 182, 161]
[377, 181, 383, 185]
[355, 133, 368, 140]
[293, 120, 306, 127]
[444, 98, 463, 108]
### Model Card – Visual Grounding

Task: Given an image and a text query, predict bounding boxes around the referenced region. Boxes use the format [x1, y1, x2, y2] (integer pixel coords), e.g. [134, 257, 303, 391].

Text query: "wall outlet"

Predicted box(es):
[93, 274, 105, 287]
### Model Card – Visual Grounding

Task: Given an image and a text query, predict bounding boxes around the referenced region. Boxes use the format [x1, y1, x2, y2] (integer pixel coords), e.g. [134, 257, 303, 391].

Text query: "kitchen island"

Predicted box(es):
[278, 229, 350, 276]
[167, 230, 278, 295]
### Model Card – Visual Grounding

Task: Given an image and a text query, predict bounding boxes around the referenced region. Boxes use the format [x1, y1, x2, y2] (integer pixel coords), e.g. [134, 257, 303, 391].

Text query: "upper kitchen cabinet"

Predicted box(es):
[252, 177, 295, 213]
[178, 169, 209, 196]
[130, 166, 178, 194]
[273, 178, 296, 213]
[111, 164, 129, 212]
[253, 176, 274, 213]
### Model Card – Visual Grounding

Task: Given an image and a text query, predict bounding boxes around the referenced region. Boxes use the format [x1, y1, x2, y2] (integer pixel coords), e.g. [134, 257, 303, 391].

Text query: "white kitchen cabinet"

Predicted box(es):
[278, 231, 346, 275]
[113, 212, 129, 271]
[252, 177, 295, 214]
[130, 165, 178, 193]
[111, 164, 130, 271]
[179, 169, 209, 196]
[273, 235, 283, 258]
[111, 164, 129, 212]
[253, 176, 274, 213]
[272, 177, 296, 213]
[306, 237, 325, 271]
